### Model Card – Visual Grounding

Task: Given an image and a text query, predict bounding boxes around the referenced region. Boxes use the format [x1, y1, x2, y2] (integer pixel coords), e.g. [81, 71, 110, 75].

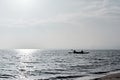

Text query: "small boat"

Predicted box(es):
[69, 50, 89, 54]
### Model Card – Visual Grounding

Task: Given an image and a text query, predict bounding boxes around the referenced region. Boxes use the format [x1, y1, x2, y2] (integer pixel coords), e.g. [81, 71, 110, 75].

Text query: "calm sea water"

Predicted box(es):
[0, 49, 120, 80]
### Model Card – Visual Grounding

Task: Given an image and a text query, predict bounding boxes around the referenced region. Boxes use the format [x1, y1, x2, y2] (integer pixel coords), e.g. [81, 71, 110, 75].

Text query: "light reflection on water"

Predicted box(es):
[16, 49, 37, 55]
[15, 49, 37, 80]
[0, 49, 120, 80]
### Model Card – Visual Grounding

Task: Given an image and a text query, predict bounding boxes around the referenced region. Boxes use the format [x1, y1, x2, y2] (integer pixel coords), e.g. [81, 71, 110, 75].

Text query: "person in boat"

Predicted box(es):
[70, 49, 89, 54]
[80, 50, 84, 53]
[73, 50, 76, 53]
[73, 50, 84, 53]
[73, 50, 83, 53]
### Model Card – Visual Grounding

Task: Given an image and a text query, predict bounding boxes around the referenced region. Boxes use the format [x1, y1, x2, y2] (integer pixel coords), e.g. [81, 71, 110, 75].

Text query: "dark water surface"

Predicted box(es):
[0, 49, 120, 80]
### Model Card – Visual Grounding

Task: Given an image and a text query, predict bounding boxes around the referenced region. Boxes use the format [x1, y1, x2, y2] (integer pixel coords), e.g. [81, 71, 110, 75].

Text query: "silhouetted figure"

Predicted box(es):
[81, 50, 84, 53]
[73, 50, 76, 53]
[69, 49, 89, 54]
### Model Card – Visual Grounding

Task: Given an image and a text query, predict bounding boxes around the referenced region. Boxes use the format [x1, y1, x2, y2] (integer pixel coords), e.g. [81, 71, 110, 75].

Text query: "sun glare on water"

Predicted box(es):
[16, 49, 36, 55]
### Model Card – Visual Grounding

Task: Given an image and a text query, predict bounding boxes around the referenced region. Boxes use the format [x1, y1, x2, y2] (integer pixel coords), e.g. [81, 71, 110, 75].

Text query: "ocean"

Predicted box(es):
[0, 49, 120, 80]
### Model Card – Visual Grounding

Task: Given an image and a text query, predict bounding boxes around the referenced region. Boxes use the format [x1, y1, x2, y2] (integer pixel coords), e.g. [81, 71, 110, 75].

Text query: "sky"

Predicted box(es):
[0, 0, 120, 49]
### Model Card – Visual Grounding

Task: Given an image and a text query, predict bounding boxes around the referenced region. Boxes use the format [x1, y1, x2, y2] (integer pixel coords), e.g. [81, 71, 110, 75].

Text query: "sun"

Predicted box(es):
[13, 0, 35, 8]
[18, 0, 32, 4]
[11, 0, 46, 10]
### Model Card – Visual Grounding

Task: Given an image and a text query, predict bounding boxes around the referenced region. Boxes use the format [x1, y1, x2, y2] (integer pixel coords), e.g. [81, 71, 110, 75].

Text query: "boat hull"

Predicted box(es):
[68, 52, 89, 54]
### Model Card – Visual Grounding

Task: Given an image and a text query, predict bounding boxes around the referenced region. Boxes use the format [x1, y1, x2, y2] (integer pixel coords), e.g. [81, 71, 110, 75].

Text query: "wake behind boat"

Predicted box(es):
[69, 50, 89, 54]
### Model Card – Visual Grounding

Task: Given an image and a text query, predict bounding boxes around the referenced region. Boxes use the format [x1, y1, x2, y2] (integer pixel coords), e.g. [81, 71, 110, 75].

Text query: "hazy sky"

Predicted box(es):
[0, 0, 120, 49]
